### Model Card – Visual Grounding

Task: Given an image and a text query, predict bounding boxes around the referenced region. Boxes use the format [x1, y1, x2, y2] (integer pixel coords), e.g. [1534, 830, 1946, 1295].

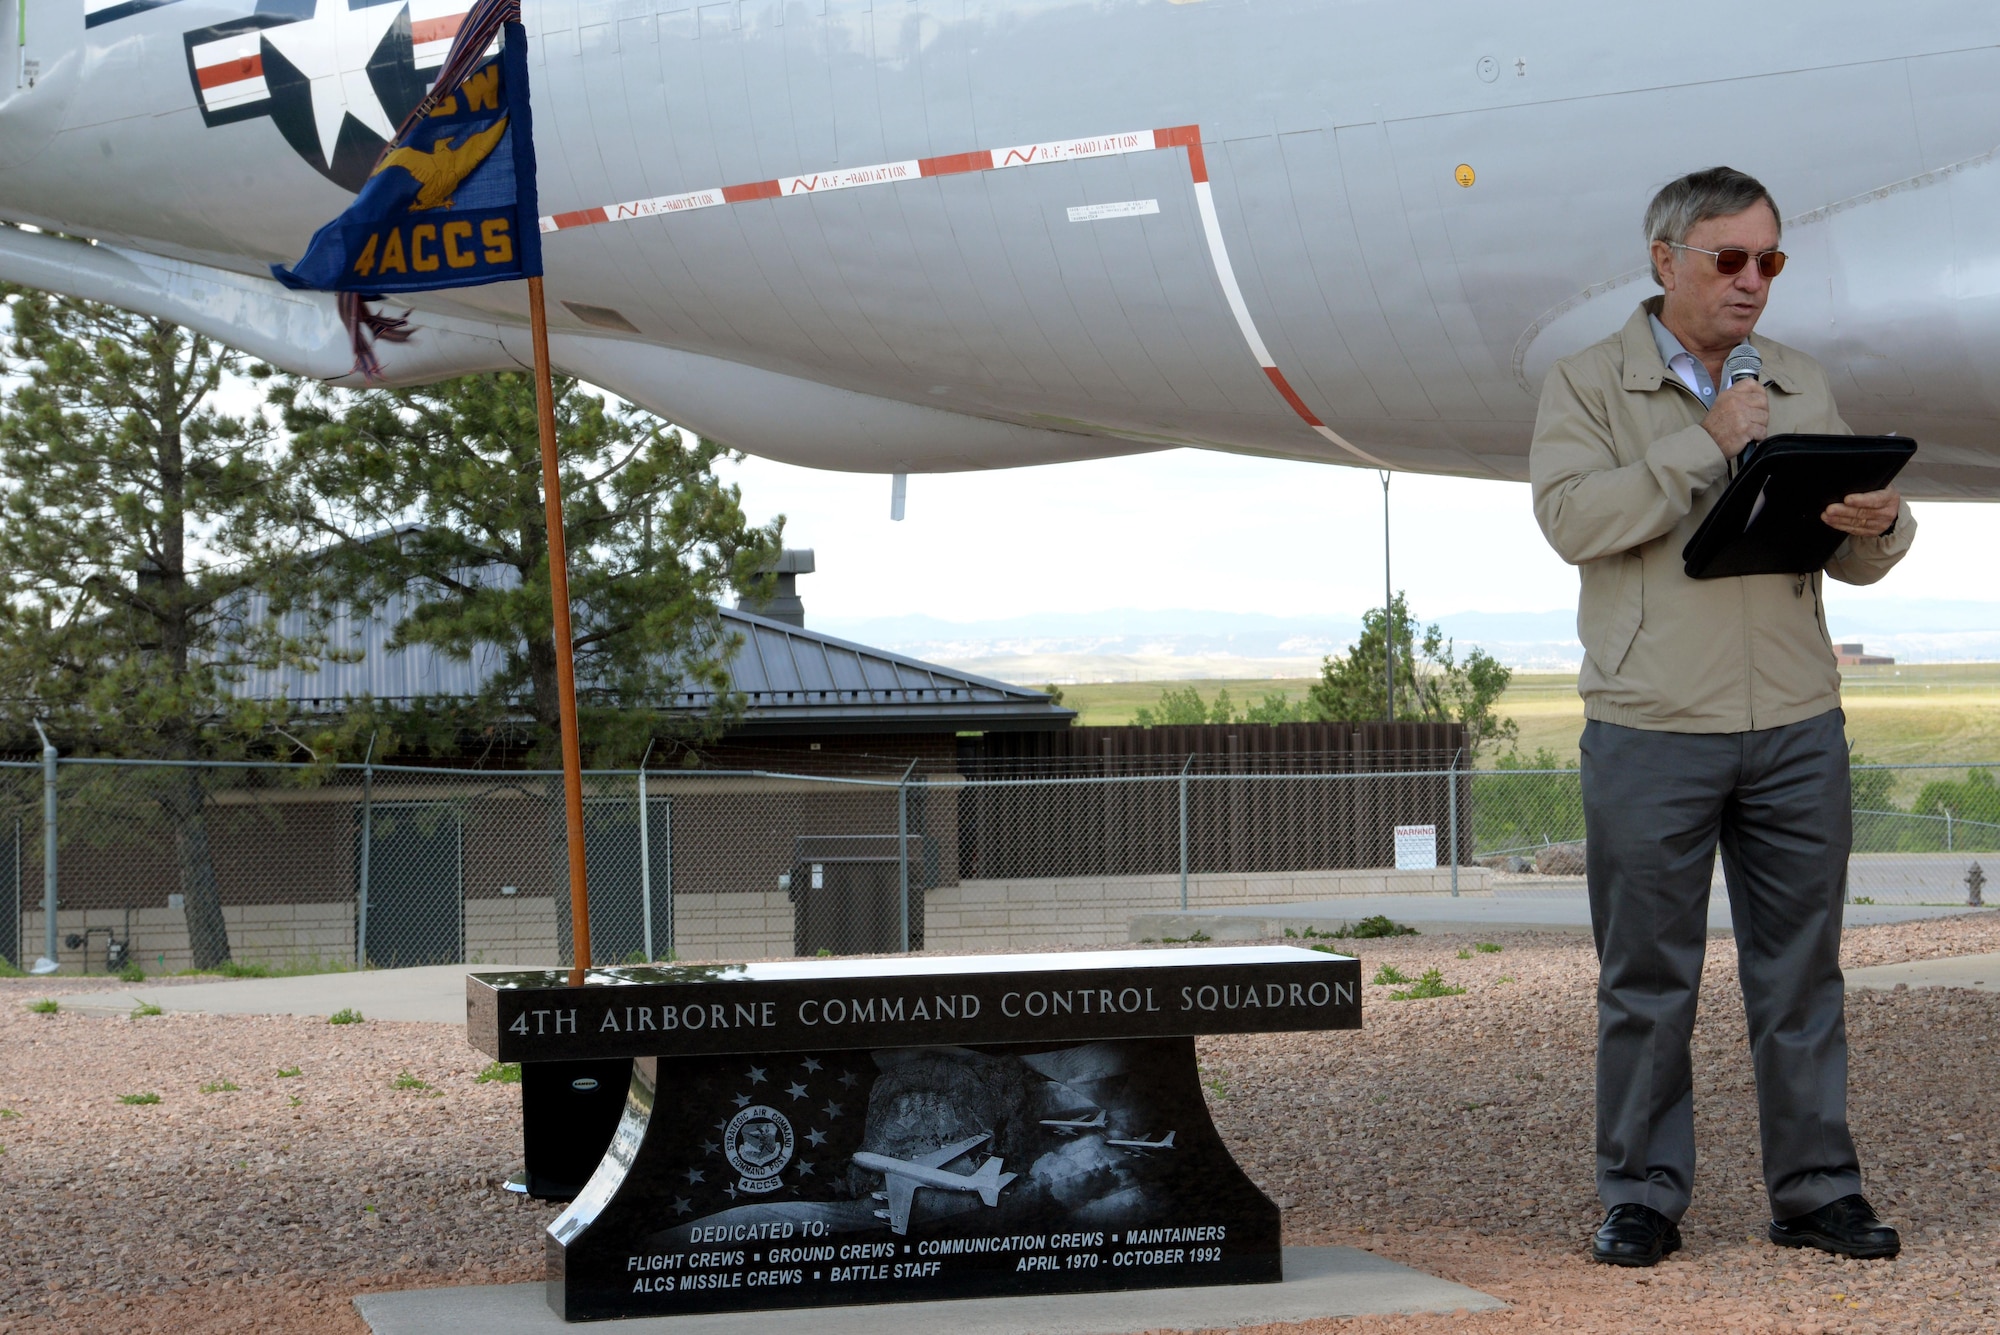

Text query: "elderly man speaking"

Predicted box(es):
[1530, 167, 1913, 1268]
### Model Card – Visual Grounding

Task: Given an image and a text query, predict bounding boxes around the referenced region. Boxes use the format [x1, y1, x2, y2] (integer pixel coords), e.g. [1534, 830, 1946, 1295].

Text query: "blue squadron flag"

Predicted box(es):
[272, 0, 538, 373]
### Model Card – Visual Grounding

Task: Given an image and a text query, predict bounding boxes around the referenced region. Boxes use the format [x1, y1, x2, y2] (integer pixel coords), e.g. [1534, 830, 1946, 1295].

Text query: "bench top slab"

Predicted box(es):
[467, 946, 1359, 1061]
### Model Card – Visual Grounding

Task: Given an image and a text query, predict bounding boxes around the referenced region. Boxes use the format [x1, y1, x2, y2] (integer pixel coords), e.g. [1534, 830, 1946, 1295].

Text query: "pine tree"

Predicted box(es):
[0, 282, 325, 967]
[273, 371, 781, 764]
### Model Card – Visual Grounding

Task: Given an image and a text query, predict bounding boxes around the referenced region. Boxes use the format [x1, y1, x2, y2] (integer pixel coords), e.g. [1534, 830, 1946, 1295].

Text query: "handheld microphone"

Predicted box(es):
[1723, 342, 1762, 386]
[1722, 342, 1764, 466]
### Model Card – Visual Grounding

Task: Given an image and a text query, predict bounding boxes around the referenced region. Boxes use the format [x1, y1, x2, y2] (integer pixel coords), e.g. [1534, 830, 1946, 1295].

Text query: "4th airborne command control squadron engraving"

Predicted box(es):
[467, 947, 1360, 1320]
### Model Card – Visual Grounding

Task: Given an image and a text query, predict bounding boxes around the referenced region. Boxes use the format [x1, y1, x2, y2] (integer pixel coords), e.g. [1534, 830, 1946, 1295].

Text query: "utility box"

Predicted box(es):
[787, 834, 933, 956]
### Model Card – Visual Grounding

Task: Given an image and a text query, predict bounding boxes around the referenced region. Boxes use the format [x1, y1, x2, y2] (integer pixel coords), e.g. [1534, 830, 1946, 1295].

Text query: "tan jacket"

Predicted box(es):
[1530, 298, 1915, 733]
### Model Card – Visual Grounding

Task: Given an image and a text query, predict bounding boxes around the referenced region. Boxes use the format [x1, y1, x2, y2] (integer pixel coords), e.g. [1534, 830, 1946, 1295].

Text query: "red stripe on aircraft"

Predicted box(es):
[919, 150, 993, 177]
[1263, 367, 1325, 427]
[721, 180, 783, 203]
[411, 14, 466, 45]
[550, 207, 608, 229]
[1153, 124, 1207, 182]
[196, 54, 263, 90]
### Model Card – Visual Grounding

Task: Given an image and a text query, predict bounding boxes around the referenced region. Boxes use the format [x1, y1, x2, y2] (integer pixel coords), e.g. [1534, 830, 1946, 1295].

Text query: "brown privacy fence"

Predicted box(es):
[964, 721, 1464, 775]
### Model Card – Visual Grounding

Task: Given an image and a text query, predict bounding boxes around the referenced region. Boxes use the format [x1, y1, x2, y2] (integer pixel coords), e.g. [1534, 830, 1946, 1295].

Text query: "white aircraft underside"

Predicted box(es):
[4, 0, 1999, 496]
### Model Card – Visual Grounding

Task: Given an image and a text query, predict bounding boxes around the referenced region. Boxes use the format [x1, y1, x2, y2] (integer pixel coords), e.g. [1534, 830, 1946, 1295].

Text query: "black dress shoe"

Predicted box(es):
[1768, 1193, 1901, 1259]
[1591, 1202, 1682, 1267]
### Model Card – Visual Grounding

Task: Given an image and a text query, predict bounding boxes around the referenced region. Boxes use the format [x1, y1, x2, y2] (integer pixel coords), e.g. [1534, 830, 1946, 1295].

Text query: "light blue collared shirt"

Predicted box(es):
[1649, 314, 1716, 411]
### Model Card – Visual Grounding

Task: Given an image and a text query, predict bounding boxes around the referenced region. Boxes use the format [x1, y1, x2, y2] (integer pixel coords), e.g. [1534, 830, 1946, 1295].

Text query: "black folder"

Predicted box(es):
[1681, 433, 1916, 579]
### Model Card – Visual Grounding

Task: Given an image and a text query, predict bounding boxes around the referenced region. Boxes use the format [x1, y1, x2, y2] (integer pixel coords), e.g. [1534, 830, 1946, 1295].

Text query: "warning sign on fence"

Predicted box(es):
[1394, 824, 1438, 871]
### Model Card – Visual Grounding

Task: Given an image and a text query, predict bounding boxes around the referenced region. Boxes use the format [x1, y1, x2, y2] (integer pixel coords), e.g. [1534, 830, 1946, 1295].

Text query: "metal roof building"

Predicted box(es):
[234, 550, 1073, 737]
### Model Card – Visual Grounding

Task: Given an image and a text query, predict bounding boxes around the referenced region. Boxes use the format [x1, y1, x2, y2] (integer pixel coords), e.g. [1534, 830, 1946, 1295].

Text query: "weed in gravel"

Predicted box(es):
[1474, 942, 1503, 953]
[1306, 943, 1351, 956]
[27, 998, 57, 1014]
[1201, 1069, 1230, 1101]
[1161, 930, 1212, 944]
[276, 1066, 302, 1078]
[1371, 964, 1412, 986]
[287, 1095, 302, 1107]
[118, 1092, 161, 1105]
[117, 961, 146, 983]
[328, 1008, 364, 1025]
[1852, 896, 1876, 905]
[1457, 949, 1473, 959]
[131, 1000, 164, 1018]
[0, 956, 24, 978]
[199, 1080, 240, 1094]
[1389, 968, 1467, 1000]
[1497, 974, 1516, 985]
[1315, 915, 1420, 941]
[391, 1070, 431, 1091]
[0, 1108, 16, 1118]
[475, 1062, 522, 1084]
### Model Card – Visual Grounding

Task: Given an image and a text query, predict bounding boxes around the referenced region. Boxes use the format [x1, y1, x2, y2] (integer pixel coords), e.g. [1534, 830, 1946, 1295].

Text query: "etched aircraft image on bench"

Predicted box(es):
[1107, 1131, 1177, 1153]
[1039, 1109, 1108, 1136]
[853, 1133, 1018, 1236]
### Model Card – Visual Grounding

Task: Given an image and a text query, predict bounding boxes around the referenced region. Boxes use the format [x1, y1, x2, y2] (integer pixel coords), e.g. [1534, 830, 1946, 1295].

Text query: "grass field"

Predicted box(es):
[1057, 663, 2000, 768]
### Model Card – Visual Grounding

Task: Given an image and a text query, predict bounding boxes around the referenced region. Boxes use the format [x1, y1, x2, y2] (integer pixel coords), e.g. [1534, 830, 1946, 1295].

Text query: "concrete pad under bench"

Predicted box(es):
[353, 1245, 1502, 1333]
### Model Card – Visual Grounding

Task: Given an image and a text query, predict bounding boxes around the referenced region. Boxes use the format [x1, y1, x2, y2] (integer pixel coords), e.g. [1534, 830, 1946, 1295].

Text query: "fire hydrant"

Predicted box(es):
[1968, 862, 1987, 908]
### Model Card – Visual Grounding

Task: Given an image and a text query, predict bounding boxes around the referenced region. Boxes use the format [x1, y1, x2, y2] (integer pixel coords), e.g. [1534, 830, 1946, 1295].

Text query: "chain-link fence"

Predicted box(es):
[1, 757, 1992, 975]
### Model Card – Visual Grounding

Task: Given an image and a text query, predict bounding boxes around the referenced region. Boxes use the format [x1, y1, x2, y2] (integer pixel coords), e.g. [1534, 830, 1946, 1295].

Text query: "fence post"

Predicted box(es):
[898, 760, 917, 953]
[356, 733, 374, 969]
[637, 740, 655, 962]
[1179, 754, 1192, 911]
[32, 722, 56, 972]
[1447, 748, 1460, 898]
[1946, 807, 1954, 853]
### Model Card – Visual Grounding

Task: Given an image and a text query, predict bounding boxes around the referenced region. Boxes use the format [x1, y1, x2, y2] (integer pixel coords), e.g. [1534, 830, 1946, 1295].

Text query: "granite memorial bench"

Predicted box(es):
[467, 945, 1361, 1322]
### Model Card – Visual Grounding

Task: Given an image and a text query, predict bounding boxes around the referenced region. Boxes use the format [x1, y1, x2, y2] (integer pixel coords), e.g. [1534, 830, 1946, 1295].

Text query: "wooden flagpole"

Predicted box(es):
[526, 274, 593, 987]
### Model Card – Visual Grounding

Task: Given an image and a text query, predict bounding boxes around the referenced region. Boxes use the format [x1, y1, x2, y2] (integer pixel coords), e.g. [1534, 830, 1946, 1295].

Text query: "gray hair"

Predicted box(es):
[1644, 167, 1781, 284]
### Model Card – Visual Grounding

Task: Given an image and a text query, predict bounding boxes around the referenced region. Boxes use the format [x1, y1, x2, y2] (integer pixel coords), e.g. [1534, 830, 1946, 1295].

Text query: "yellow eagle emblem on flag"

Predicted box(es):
[372, 116, 510, 212]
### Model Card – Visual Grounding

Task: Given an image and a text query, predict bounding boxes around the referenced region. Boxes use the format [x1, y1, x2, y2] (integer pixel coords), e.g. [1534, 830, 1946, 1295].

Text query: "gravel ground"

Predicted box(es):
[2, 914, 1996, 1335]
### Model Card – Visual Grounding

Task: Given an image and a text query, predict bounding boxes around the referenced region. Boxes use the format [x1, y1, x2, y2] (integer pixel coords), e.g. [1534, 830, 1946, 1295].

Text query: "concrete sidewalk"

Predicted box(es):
[1846, 951, 2000, 993]
[54, 962, 539, 1024]
[1131, 894, 1992, 942]
[354, 1246, 1503, 1334]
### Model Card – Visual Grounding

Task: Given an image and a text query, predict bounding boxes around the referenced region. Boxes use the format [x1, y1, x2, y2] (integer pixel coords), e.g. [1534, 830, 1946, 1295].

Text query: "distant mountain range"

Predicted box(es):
[813, 600, 2000, 680]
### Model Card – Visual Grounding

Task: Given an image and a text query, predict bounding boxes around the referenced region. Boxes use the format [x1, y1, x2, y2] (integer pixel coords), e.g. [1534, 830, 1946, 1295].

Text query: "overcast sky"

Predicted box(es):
[719, 449, 1990, 626]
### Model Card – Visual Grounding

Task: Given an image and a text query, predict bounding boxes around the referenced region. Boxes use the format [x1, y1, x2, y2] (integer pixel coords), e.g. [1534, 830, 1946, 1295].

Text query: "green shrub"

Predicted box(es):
[327, 1008, 364, 1025]
[1389, 968, 1467, 1001]
[118, 1092, 162, 1105]
[1330, 915, 1418, 939]
[26, 998, 57, 1015]
[475, 1062, 522, 1085]
[1370, 964, 1412, 986]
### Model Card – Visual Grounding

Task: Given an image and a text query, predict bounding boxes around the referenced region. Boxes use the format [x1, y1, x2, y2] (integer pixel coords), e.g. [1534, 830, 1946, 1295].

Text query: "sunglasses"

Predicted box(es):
[1672, 243, 1787, 278]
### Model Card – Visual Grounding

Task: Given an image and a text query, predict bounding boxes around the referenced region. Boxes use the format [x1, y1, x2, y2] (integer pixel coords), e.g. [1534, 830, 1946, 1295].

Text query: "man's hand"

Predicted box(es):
[1823, 485, 1902, 539]
[1702, 380, 1769, 459]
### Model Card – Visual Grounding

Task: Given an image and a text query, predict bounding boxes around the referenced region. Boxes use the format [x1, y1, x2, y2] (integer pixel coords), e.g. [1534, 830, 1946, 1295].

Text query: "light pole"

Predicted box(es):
[1380, 470, 1394, 722]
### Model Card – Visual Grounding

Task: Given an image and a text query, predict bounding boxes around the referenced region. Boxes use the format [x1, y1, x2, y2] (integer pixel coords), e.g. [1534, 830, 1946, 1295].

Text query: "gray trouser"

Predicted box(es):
[1581, 710, 1862, 1222]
